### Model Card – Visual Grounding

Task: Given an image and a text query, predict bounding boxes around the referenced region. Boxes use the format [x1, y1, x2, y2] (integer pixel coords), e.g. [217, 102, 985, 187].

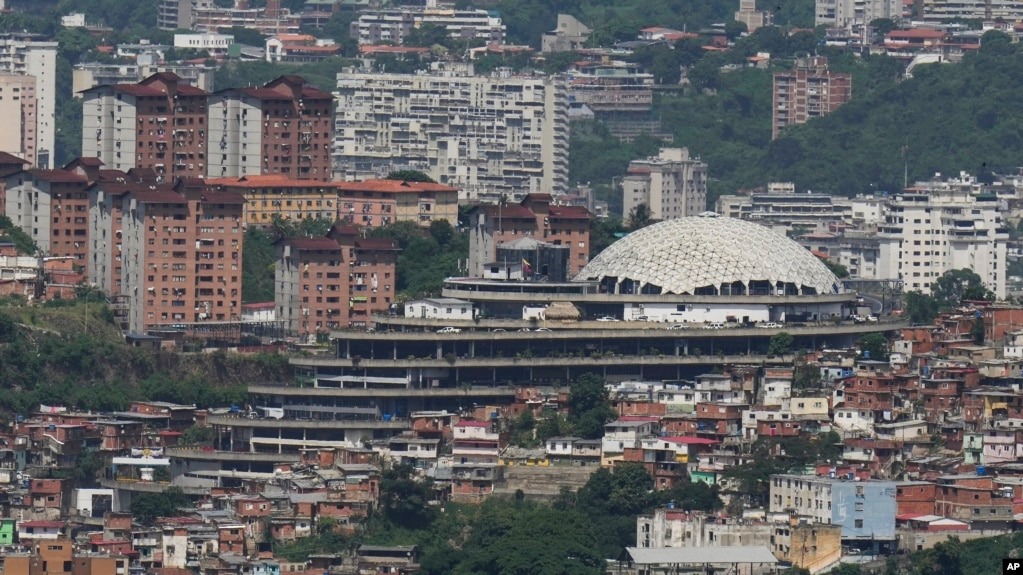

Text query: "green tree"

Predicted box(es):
[904, 290, 939, 324]
[568, 373, 617, 439]
[404, 23, 451, 49]
[181, 425, 214, 445]
[130, 487, 190, 524]
[626, 203, 654, 230]
[858, 332, 889, 361]
[932, 268, 993, 308]
[971, 317, 985, 344]
[379, 464, 436, 529]
[767, 332, 793, 356]
[387, 170, 436, 183]
[823, 259, 850, 278]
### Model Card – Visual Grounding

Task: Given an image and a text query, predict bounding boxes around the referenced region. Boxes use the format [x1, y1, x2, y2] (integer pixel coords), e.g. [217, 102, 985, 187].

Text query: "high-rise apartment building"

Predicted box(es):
[0, 33, 58, 168]
[275, 226, 399, 335]
[208, 75, 334, 181]
[117, 180, 246, 332]
[815, 0, 900, 27]
[4, 158, 106, 262]
[353, 8, 505, 45]
[0, 75, 38, 167]
[0, 151, 29, 217]
[468, 193, 591, 278]
[334, 64, 569, 202]
[621, 148, 708, 221]
[772, 56, 851, 140]
[877, 174, 1007, 298]
[81, 72, 210, 180]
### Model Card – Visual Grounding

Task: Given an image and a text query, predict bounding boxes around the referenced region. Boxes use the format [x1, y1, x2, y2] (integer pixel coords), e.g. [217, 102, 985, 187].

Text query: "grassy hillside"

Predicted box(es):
[0, 295, 292, 415]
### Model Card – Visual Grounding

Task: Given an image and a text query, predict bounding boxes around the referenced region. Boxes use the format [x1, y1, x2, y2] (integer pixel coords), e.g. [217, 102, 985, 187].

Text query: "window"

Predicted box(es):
[854, 519, 863, 528]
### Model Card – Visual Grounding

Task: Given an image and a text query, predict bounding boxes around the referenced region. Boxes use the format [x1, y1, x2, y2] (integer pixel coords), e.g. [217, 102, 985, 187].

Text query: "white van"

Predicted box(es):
[703, 322, 726, 330]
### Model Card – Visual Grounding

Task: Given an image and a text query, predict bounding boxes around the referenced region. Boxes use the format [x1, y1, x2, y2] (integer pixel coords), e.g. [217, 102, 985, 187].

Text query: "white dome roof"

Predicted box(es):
[576, 215, 839, 295]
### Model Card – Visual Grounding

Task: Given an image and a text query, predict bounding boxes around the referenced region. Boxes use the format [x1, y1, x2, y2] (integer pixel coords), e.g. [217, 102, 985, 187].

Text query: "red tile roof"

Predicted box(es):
[202, 191, 247, 204]
[0, 152, 27, 165]
[662, 436, 718, 445]
[27, 169, 88, 184]
[134, 190, 187, 204]
[479, 204, 535, 219]
[549, 205, 590, 220]
[286, 237, 340, 251]
[19, 520, 64, 528]
[209, 175, 335, 189]
[355, 237, 399, 251]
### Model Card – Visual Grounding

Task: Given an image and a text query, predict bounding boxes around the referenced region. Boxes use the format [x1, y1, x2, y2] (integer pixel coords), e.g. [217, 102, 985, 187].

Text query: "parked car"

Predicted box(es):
[596, 316, 620, 322]
[757, 322, 783, 329]
[517, 327, 533, 332]
[635, 315, 650, 321]
[491, 328, 506, 332]
[867, 315, 879, 322]
[851, 315, 866, 324]
[534, 328, 552, 332]
[436, 327, 461, 333]
[668, 324, 687, 330]
[703, 322, 726, 329]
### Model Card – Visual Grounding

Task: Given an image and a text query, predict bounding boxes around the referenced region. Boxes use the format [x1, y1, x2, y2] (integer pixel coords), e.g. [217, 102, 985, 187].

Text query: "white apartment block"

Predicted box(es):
[72, 62, 215, 96]
[333, 65, 569, 201]
[353, 8, 505, 45]
[815, 0, 901, 27]
[173, 33, 234, 53]
[0, 34, 57, 168]
[918, 0, 1023, 22]
[622, 148, 708, 221]
[877, 173, 1007, 298]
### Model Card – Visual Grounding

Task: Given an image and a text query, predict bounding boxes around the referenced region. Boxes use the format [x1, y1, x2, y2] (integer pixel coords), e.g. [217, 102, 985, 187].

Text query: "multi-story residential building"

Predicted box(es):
[451, 420, 501, 501]
[207, 175, 337, 226]
[621, 148, 708, 221]
[162, 0, 302, 34]
[158, 0, 195, 31]
[334, 64, 569, 201]
[542, 14, 591, 53]
[772, 56, 852, 139]
[468, 193, 591, 277]
[917, 0, 1023, 22]
[73, 61, 215, 95]
[769, 474, 897, 541]
[81, 72, 210, 180]
[173, 33, 234, 55]
[735, 0, 770, 32]
[0, 151, 28, 217]
[715, 186, 853, 235]
[4, 158, 105, 263]
[88, 169, 169, 295]
[117, 180, 246, 332]
[0, 33, 58, 168]
[815, 0, 901, 27]
[0, 75, 38, 167]
[208, 75, 334, 181]
[567, 60, 663, 142]
[336, 179, 460, 228]
[275, 226, 399, 335]
[353, 8, 505, 45]
[876, 173, 1007, 298]
[799, 230, 884, 280]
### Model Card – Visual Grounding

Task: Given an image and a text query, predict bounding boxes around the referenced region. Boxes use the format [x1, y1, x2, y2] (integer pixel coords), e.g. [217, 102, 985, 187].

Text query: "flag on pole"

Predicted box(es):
[522, 259, 532, 274]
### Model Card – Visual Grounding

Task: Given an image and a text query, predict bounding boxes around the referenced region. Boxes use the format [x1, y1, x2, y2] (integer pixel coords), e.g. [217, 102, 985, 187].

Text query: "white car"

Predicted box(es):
[534, 328, 552, 332]
[436, 327, 461, 334]
[596, 316, 620, 322]
[757, 322, 783, 329]
[668, 324, 687, 330]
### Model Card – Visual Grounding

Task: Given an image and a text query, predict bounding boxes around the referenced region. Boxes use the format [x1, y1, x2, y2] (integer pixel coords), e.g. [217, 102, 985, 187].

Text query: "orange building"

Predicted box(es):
[3, 539, 127, 575]
[335, 179, 459, 228]
[116, 179, 246, 332]
[82, 72, 210, 179]
[208, 75, 334, 181]
[206, 175, 337, 226]
[275, 225, 399, 335]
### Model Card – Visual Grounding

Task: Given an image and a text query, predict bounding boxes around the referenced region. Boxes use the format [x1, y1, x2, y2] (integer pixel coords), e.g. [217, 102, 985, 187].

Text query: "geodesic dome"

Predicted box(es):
[575, 215, 839, 296]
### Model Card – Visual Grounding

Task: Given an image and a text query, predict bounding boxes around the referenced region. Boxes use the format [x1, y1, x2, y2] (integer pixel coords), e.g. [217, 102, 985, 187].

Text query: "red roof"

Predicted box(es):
[243, 302, 276, 310]
[549, 205, 590, 220]
[480, 204, 535, 219]
[286, 237, 339, 251]
[887, 29, 946, 39]
[455, 420, 491, 428]
[209, 175, 335, 189]
[19, 520, 63, 528]
[134, 190, 187, 204]
[0, 151, 27, 165]
[27, 169, 88, 184]
[354, 238, 399, 251]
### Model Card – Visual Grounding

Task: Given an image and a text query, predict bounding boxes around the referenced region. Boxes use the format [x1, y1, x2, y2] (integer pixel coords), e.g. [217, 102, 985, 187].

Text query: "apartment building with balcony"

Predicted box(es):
[335, 179, 459, 228]
[82, 72, 210, 180]
[815, 0, 900, 27]
[0, 75, 38, 168]
[208, 75, 334, 181]
[621, 148, 708, 221]
[769, 474, 897, 541]
[207, 175, 337, 226]
[876, 173, 1007, 298]
[115, 179, 246, 332]
[4, 158, 107, 262]
[0, 34, 57, 169]
[334, 64, 569, 201]
[467, 193, 591, 277]
[275, 225, 399, 335]
[73, 62, 215, 96]
[353, 8, 505, 45]
[772, 56, 851, 139]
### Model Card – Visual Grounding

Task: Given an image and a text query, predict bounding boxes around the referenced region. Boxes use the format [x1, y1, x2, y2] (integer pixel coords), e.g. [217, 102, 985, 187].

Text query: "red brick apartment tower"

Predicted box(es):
[82, 72, 209, 179]
[772, 56, 851, 139]
[209, 75, 333, 180]
[275, 225, 398, 336]
[120, 180, 245, 332]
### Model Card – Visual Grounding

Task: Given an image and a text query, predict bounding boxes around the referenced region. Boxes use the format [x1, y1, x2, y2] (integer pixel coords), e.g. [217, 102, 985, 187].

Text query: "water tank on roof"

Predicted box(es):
[977, 466, 987, 476]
